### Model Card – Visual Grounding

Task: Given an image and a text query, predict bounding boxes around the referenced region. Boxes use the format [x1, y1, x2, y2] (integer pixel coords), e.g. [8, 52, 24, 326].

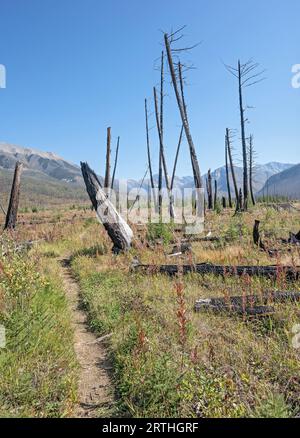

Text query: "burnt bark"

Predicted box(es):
[104, 127, 111, 191]
[81, 162, 133, 253]
[195, 291, 300, 314]
[225, 131, 232, 208]
[133, 262, 300, 280]
[249, 134, 256, 206]
[111, 136, 120, 190]
[238, 60, 249, 210]
[153, 86, 175, 219]
[164, 34, 202, 189]
[226, 129, 240, 211]
[4, 162, 23, 230]
[171, 125, 184, 190]
[214, 179, 218, 210]
[144, 98, 156, 205]
[207, 169, 213, 209]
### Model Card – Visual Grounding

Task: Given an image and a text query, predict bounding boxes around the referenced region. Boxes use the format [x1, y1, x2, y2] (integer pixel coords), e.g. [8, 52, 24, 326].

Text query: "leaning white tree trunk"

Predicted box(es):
[81, 162, 133, 253]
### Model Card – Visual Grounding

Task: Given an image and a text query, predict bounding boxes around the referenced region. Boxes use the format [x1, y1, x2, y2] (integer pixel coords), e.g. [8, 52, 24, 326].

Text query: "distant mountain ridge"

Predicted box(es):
[0, 142, 82, 183]
[0, 142, 297, 204]
[258, 164, 300, 199]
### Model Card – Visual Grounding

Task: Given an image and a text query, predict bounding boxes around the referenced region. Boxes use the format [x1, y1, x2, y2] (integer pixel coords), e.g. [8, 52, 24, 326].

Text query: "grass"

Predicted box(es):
[66, 205, 300, 418]
[0, 236, 77, 418]
[1, 203, 300, 418]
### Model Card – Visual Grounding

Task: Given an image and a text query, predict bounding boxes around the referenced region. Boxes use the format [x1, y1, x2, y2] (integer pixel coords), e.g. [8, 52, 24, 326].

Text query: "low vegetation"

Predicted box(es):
[1, 202, 300, 418]
[0, 235, 77, 417]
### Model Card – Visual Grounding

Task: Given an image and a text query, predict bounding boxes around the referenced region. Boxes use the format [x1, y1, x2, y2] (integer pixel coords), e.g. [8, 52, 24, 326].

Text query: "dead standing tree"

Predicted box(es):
[225, 60, 265, 211]
[225, 131, 232, 208]
[153, 84, 175, 219]
[249, 134, 256, 206]
[214, 179, 218, 210]
[4, 161, 23, 230]
[226, 128, 240, 211]
[144, 98, 156, 206]
[206, 169, 213, 209]
[170, 125, 184, 190]
[111, 136, 120, 190]
[104, 127, 111, 193]
[81, 162, 133, 253]
[164, 30, 202, 193]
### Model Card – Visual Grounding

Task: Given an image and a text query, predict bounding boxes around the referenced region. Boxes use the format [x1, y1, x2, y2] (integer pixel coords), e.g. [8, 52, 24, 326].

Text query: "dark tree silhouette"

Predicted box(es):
[164, 30, 202, 190]
[226, 128, 240, 211]
[214, 179, 218, 210]
[225, 59, 265, 210]
[207, 169, 213, 209]
[144, 98, 156, 205]
[4, 162, 23, 230]
[249, 134, 256, 206]
[225, 131, 232, 208]
[111, 136, 120, 190]
[104, 127, 111, 192]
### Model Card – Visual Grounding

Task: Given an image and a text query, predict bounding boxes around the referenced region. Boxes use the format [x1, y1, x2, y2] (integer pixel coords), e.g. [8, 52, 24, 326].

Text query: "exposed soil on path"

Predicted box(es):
[60, 258, 115, 418]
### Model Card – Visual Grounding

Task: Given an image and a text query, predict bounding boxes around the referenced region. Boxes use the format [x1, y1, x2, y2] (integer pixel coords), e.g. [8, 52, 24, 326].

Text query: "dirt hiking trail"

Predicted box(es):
[60, 257, 115, 418]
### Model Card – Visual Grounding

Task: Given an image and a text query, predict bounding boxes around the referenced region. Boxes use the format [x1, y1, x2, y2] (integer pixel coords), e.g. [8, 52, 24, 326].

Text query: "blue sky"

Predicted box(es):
[0, 0, 299, 179]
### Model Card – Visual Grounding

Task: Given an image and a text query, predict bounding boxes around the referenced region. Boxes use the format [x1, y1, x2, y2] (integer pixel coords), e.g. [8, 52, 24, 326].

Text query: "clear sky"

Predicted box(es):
[0, 0, 299, 179]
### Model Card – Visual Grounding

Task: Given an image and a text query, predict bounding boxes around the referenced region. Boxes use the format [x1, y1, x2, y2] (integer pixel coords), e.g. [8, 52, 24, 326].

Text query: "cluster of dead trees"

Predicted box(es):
[81, 30, 267, 252]
[205, 59, 264, 214]
[145, 29, 203, 219]
[221, 61, 265, 212]
[81, 28, 204, 252]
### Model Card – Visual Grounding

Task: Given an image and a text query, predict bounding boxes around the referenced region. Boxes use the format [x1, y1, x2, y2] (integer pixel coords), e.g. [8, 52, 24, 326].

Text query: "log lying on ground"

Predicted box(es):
[169, 242, 192, 257]
[196, 304, 275, 316]
[81, 162, 133, 253]
[133, 263, 300, 280]
[195, 291, 300, 314]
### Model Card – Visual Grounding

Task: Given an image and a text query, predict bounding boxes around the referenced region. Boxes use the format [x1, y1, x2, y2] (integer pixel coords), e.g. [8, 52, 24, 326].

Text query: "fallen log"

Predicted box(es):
[170, 242, 192, 256]
[81, 162, 133, 253]
[195, 304, 275, 316]
[195, 291, 300, 313]
[133, 263, 300, 280]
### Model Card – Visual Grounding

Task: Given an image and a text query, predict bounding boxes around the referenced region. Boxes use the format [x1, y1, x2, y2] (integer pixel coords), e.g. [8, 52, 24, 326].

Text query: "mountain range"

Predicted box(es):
[0, 142, 299, 207]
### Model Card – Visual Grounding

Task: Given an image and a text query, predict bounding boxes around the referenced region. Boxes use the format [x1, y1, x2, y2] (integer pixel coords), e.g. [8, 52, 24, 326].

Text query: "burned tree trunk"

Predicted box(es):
[144, 98, 156, 206]
[111, 136, 120, 190]
[4, 162, 23, 230]
[153, 85, 175, 219]
[171, 125, 184, 190]
[222, 197, 227, 209]
[104, 127, 111, 191]
[249, 135, 256, 206]
[238, 61, 249, 210]
[226, 129, 240, 211]
[207, 169, 213, 209]
[194, 292, 300, 316]
[195, 291, 300, 314]
[164, 34, 202, 190]
[133, 262, 300, 280]
[238, 189, 243, 212]
[214, 179, 218, 210]
[81, 162, 133, 253]
[225, 131, 232, 208]
[225, 60, 264, 211]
